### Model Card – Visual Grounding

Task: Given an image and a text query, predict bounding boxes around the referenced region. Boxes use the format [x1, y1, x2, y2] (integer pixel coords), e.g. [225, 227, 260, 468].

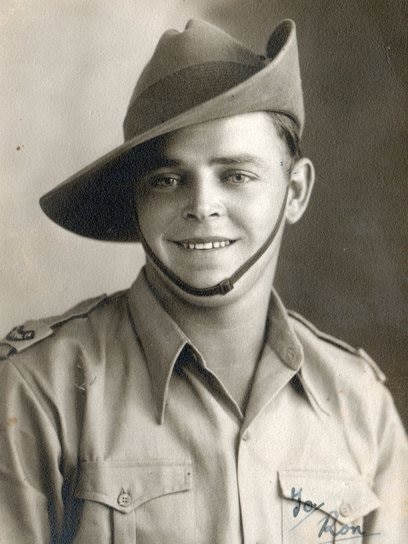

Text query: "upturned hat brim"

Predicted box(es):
[40, 19, 304, 242]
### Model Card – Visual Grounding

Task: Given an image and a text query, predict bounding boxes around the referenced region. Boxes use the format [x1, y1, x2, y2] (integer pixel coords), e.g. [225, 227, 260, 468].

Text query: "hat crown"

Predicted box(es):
[123, 19, 301, 141]
[131, 19, 264, 102]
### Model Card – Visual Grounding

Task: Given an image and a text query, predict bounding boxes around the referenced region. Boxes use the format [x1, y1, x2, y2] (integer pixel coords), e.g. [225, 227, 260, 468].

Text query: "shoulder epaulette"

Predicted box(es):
[0, 294, 107, 361]
[355, 347, 386, 383]
[288, 310, 358, 354]
[288, 310, 386, 382]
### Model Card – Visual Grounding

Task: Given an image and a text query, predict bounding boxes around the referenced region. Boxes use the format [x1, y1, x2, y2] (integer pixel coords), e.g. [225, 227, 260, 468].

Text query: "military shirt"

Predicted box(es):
[0, 269, 407, 543]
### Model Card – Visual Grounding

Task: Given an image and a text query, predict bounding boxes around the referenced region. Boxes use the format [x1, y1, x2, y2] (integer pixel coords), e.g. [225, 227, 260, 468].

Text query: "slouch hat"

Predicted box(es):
[40, 19, 304, 242]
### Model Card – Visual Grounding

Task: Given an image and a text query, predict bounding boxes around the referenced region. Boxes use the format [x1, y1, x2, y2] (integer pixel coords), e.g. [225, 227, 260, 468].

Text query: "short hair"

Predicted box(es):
[267, 111, 301, 166]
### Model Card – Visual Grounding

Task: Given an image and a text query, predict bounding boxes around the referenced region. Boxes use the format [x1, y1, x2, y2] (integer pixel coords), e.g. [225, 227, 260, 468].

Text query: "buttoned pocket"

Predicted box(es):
[73, 460, 195, 544]
[279, 470, 380, 544]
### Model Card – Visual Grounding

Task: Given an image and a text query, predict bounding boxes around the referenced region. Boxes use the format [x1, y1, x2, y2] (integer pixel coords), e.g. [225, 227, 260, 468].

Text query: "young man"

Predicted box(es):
[0, 19, 407, 544]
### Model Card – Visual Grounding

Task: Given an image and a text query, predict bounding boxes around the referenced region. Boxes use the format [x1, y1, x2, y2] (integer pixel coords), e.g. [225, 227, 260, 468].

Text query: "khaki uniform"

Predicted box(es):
[0, 269, 407, 543]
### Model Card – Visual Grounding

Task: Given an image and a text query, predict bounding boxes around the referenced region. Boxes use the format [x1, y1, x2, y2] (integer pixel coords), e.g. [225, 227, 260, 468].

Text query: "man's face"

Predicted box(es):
[135, 112, 291, 292]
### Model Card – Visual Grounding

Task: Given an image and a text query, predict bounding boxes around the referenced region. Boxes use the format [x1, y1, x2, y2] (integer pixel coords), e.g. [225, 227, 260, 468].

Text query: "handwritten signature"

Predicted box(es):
[290, 487, 380, 542]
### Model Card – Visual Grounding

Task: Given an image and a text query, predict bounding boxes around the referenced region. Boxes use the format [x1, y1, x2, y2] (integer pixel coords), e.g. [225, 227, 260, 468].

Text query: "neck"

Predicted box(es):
[144, 261, 275, 368]
[144, 260, 278, 413]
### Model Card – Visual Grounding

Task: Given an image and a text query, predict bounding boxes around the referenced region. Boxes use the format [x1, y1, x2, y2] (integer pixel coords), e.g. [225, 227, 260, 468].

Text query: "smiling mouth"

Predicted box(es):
[172, 238, 237, 250]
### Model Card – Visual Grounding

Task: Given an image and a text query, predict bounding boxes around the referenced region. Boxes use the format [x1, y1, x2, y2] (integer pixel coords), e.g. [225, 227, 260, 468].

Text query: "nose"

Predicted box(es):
[182, 174, 225, 221]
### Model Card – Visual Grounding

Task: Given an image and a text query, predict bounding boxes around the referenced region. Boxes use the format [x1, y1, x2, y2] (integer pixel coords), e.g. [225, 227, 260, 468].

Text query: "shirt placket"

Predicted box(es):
[237, 344, 299, 544]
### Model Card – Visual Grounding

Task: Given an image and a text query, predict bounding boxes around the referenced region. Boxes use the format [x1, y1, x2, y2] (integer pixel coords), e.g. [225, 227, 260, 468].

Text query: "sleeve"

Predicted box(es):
[0, 359, 64, 543]
[364, 385, 408, 542]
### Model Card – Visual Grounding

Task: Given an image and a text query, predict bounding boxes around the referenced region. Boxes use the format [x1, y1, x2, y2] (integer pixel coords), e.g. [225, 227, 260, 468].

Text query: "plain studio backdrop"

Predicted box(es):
[1, 0, 407, 426]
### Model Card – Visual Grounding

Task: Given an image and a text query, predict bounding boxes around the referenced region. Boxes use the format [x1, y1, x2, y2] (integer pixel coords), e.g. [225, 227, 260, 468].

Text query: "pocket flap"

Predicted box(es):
[278, 470, 380, 523]
[75, 460, 193, 513]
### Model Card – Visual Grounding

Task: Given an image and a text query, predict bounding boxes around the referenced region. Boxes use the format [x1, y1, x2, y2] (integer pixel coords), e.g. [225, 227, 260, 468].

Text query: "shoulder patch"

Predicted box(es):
[0, 294, 107, 361]
[288, 310, 359, 355]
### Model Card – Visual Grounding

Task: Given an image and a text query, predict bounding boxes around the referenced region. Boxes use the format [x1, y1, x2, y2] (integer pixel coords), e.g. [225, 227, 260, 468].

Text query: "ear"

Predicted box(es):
[285, 157, 315, 224]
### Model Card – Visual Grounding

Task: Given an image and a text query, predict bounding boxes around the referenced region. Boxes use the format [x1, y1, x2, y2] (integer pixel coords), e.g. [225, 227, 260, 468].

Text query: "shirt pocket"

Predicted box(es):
[73, 460, 195, 544]
[278, 469, 380, 544]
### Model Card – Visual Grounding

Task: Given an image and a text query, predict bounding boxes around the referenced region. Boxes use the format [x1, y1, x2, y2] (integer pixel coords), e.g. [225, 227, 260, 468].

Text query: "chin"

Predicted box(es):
[173, 269, 231, 288]
[161, 253, 242, 287]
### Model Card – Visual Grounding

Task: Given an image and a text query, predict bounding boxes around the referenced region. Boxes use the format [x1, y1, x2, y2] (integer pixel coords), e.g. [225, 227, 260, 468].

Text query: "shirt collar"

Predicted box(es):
[264, 288, 303, 371]
[127, 268, 330, 423]
[127, 269, 189, 423]
[263, 291, 331, 416]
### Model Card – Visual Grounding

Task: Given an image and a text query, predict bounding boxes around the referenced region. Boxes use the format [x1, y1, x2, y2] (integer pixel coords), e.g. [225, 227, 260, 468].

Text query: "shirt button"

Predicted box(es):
[117, 490, 131, 507]
[242, 431, 250, 441]
[339, 502, 351, 517]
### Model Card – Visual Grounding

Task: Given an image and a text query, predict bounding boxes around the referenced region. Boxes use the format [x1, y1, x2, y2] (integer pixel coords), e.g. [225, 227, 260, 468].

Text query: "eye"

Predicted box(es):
[224, 172, 254, 185]
[150, 175, 180, 190]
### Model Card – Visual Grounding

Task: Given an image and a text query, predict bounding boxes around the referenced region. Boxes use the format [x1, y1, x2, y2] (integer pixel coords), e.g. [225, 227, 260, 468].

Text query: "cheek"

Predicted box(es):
[235, 192, 281, 242]
[135, 191, 179, 241]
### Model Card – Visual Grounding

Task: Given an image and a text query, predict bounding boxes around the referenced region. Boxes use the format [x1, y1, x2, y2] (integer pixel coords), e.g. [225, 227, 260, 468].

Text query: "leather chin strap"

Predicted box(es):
[137, 184, 289, 297]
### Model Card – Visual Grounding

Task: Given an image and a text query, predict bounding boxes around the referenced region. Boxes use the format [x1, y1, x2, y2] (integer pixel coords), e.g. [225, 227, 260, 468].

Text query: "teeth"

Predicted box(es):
[179, 240, 233, 250]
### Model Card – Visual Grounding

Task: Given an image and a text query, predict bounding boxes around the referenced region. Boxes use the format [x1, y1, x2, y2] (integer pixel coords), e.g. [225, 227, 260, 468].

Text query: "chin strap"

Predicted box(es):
[137, 184, 289, 297]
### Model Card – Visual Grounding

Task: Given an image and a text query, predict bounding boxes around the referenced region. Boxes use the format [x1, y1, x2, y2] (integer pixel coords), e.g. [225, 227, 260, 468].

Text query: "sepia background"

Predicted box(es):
[1, 0, 407, 426]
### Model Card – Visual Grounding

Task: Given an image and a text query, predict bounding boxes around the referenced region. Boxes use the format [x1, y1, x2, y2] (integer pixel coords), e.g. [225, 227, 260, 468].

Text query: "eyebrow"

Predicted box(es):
[144, 154, 266, 170]
[209, 154, 266, 167]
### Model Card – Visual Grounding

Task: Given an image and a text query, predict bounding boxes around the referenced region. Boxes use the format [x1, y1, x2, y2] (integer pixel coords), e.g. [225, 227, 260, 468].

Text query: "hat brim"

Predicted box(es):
[40, 19, 303, 242]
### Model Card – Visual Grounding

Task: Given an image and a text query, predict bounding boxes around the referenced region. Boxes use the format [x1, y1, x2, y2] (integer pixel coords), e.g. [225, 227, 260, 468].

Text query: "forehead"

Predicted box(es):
[136, 112, 284, 169]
